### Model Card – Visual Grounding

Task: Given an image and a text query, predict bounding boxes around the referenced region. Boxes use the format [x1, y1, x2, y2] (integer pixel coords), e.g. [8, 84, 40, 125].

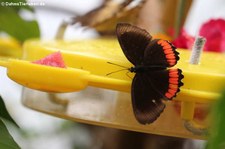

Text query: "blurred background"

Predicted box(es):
[0, 0, 225, 149]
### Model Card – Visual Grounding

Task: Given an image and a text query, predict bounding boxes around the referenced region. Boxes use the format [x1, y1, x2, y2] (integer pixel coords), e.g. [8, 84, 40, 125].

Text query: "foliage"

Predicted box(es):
[0, 96, 20, 149]
[0, 0, 40, 42]
[207, 90, 225, 149]
[0, 1, 41, 148]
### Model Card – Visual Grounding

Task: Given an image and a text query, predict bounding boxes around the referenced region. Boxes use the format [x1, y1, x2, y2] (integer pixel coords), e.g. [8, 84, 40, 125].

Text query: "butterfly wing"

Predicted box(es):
[148, 69, 184, 100]
[116, 23, 152, 65]
[132, 69, 183, 124]
[132, 73, 165, 124]
[144, 39, 179, 67]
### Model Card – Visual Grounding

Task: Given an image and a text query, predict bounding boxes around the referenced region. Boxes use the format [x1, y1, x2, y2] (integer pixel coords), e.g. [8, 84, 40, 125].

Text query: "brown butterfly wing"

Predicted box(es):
[116, 23, 152, 65]
[144, 39, 179, 67]
[132, 73, 166, 124]
[147, 69, 184, 100]
[132, 69, 183, 124]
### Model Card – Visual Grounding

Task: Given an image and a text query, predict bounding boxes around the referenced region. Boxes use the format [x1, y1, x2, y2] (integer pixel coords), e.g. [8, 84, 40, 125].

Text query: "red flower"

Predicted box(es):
[199, 19, 225, 52]
[171, 29, 195, 49]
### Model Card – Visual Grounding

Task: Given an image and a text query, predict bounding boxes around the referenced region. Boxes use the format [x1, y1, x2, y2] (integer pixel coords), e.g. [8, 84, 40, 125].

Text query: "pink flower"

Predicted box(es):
[199, 19, 225, 52]
[171, 29, 195, 49]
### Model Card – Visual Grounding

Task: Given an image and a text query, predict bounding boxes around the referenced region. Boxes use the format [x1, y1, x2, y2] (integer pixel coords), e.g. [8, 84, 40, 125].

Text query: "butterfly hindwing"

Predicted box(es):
[131, 73, 166, 124]
[144, 39, 179, 67]
[116, 23, 152, 65]
[164, 68, 184, 99]
[148, 69, 184, 100]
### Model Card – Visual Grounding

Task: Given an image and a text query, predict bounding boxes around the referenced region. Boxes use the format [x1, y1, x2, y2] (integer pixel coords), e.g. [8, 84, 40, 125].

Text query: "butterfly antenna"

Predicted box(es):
[125, 71, 132, 79]
[107, 62, 129, 69]
[106, 62, 130, 76]
[106, 68, 129, 76]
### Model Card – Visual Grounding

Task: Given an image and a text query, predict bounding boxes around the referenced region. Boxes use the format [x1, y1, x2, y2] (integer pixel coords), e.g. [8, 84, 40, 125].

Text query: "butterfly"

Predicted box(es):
[116, 23, 184, 124]
[71, 0, 147, 35]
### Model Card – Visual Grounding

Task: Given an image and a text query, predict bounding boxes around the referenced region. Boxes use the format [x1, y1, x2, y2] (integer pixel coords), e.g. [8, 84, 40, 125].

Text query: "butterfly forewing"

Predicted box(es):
[144, 39, 179, 67]
[116, 23, 152, 65]
[132, 73, 166, 124]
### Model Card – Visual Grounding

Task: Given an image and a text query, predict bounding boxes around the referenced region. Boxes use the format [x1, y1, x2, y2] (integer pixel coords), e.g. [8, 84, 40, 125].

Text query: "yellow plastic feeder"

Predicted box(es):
[0, 38, 225, 139]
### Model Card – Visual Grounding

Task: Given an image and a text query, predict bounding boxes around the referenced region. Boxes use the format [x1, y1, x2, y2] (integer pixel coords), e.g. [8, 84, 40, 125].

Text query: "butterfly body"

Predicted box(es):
[129, 65, 166, 73]
[116, 23, 184, 124]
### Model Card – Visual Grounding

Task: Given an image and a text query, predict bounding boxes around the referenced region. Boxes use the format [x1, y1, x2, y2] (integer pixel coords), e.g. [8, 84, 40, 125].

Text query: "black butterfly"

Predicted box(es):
[116, 23, 184, 124]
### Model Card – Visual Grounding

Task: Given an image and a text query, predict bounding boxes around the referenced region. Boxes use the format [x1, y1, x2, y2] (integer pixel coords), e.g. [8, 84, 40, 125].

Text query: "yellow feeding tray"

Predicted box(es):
[1, 38, 225, 139]
[0, 37, 22, 58]
[14, 39, 225, 99]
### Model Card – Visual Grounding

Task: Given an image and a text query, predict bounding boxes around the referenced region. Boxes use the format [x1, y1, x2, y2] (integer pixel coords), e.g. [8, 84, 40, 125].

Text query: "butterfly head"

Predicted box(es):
[129, 67, 136, 73]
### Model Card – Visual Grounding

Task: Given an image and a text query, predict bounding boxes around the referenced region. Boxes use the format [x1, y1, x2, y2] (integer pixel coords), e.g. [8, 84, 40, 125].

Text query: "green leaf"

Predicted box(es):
[0, 6, 40, 42]
[0, 96, 19, 128]
[0, 119, 20, 149]
[207, 90, 225, 149]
